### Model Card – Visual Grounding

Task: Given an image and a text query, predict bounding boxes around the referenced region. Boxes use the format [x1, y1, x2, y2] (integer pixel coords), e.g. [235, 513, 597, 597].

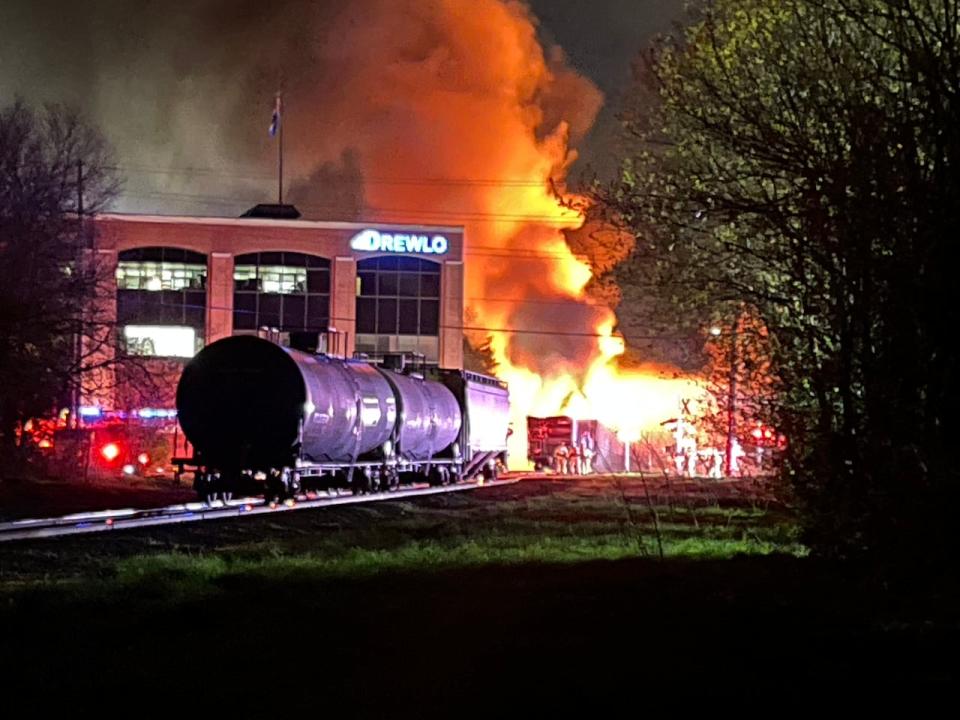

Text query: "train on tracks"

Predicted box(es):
[174, 336, 510, 502]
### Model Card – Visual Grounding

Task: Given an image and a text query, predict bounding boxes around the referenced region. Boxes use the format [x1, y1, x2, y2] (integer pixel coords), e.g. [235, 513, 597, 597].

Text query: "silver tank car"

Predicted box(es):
[296, 353, 397, 463]
[380, 370, 461, 461]
[176, 335, 463, 471]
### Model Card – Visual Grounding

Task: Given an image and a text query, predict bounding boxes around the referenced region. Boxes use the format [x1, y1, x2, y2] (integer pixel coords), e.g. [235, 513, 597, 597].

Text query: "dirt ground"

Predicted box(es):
[0, 474, 196, 521]
[0, 470, 778, 522]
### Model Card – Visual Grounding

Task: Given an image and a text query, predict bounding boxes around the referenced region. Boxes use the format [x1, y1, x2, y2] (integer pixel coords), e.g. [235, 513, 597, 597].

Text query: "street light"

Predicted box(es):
[725, 317, 739, 476]
[709, 318, 739, 476]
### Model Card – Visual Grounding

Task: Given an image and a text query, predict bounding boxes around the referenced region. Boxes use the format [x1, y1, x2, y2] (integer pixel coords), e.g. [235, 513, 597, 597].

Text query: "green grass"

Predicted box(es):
[0, 479, 804, 601]
[85, 497, 804, 604]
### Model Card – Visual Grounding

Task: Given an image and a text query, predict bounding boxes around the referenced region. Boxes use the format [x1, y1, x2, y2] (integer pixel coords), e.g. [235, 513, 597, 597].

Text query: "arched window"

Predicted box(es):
[116, 247, 207, 358]
[233, 252, 330, 332]
[355, 256, 441, 361]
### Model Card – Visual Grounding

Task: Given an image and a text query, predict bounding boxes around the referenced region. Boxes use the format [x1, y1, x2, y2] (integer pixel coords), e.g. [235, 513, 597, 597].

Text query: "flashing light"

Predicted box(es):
[137, 452, 150, 466]
[751, 427, 763, 439]
[79, 406, 103, 418]
[122, 464, 136, 475]
[136, 408, 177, 419]
[105, 518, 114, 526]
[38, 439, 53, 449]
[100, 442, 121, 462]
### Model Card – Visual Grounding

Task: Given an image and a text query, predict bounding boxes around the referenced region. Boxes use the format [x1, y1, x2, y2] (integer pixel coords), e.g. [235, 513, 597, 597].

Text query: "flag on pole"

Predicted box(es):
[268, 94, 282, 137]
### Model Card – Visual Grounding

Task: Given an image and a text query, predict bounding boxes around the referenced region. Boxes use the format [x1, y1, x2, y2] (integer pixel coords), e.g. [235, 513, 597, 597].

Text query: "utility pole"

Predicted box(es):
[71, 160, 84, 428]
[278, 93, 284, 205]
[270, 91, 284, 205]
[77, 159, 84, 216]
[724, 313, 739, 476]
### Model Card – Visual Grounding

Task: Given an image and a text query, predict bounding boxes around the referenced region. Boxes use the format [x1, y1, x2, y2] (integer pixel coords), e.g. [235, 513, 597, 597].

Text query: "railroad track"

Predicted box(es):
[0, 477, 517, 543]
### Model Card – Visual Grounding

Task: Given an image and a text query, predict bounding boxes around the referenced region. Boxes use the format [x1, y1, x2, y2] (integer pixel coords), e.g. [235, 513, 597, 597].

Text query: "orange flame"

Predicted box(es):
[283, 0, 701, 467]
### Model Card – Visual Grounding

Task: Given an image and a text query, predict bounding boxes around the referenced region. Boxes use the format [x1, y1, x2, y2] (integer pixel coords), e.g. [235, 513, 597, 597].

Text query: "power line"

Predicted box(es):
[122, 296, 684, 345]
[112, 200, 595, 264]
[118, 190, 586, 224]
[108, 163, 565, 188]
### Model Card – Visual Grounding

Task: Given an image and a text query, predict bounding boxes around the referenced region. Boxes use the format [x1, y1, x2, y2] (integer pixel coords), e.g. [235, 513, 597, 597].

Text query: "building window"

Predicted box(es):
[233, 252, 330, 333]
[116, 248, 207, 357]
[355, 256, 441, 361]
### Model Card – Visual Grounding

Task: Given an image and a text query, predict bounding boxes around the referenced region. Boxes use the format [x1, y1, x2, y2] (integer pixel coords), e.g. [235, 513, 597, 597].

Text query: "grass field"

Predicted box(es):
[0, 477, 956, 710]
[0, 476, 799, 586]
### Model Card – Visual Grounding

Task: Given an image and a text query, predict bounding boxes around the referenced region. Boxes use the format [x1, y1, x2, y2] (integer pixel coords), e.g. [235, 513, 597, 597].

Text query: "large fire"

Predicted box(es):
[275, 0, 702, 467]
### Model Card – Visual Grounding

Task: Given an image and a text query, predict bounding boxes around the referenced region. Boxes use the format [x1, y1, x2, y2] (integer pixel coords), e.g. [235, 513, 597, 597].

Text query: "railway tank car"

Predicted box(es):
[174, 335, 509, 501]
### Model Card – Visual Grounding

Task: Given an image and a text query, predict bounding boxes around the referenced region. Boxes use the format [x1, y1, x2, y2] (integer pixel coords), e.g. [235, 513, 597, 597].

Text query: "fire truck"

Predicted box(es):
[527, 416, 596, 472]
[23, 407, 184, 481]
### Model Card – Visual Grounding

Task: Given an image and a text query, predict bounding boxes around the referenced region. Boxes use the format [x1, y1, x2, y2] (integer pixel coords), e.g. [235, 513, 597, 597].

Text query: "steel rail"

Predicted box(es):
[0, 478, 517, 543]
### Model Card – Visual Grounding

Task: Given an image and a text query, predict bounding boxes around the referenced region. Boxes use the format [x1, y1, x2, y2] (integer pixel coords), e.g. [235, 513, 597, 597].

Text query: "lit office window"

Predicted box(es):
[233, 252, 330, 332]
[355, 256, 441, 361]
[116, 248, 207, 355]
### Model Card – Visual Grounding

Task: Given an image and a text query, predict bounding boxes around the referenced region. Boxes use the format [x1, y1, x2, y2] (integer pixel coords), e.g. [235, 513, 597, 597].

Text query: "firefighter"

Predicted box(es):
[672, 417, 687, 475]
[729, 437, 745, 476]
[579, 432, 595, 475]
[553, 442, 570, 475]
[568, 442, 580, 476]
[684, 436, 698, 477]
[709, 448, 723, 479]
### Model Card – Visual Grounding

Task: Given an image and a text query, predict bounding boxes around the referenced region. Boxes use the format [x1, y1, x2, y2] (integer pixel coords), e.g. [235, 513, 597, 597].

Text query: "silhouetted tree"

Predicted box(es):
[0, 100, 120, 464]
[462, 307, 499, 375]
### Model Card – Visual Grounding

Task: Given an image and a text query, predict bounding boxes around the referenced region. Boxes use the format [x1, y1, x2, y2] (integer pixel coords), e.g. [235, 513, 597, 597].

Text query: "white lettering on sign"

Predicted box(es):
[350, 229, 449, 256]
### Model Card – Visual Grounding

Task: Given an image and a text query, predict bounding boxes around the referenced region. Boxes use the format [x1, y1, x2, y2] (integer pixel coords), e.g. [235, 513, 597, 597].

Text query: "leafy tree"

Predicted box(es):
[0, 100, 120, 463]
[597, 0, 960, 563]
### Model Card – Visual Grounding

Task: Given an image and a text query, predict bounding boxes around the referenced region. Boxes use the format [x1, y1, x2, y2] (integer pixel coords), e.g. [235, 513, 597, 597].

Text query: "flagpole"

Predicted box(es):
[277, 92, 284, 205]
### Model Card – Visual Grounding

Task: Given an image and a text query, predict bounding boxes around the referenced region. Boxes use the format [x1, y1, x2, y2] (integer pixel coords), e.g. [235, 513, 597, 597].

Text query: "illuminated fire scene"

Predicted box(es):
[2, 0, 959, 708]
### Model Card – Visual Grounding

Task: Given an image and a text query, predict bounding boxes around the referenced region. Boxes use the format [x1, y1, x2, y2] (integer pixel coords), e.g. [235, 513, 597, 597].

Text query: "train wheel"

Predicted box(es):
[385, 468, 400, 491]
[351, 473, 369, 495]
[193, 472, 206, 501]
[265, 470, 285, 503]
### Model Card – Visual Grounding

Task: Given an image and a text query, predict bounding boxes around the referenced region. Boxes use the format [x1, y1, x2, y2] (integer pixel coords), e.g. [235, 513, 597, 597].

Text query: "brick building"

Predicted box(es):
[87, 211, 465, 412]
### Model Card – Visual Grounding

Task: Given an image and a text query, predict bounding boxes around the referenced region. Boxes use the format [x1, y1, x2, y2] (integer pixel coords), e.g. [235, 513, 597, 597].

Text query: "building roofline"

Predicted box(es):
[95, 212, 464, 234]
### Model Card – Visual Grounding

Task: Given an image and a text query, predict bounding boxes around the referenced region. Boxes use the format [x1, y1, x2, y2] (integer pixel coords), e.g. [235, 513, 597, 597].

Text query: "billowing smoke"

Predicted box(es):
[1, 0, 697, 465]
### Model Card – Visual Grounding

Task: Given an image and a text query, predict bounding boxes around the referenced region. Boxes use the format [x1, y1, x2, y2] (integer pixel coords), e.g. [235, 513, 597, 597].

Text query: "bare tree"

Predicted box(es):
[0, 100, 122, 464]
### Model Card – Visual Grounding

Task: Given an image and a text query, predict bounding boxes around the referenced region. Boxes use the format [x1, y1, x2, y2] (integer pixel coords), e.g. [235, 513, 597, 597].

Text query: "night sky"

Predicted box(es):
[0, 0, 684, 211]
[528, 0, 682, 176]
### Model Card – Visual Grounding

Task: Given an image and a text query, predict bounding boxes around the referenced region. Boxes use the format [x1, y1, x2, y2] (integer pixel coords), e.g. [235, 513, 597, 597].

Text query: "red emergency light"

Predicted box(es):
[100, 442, 122, 462]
